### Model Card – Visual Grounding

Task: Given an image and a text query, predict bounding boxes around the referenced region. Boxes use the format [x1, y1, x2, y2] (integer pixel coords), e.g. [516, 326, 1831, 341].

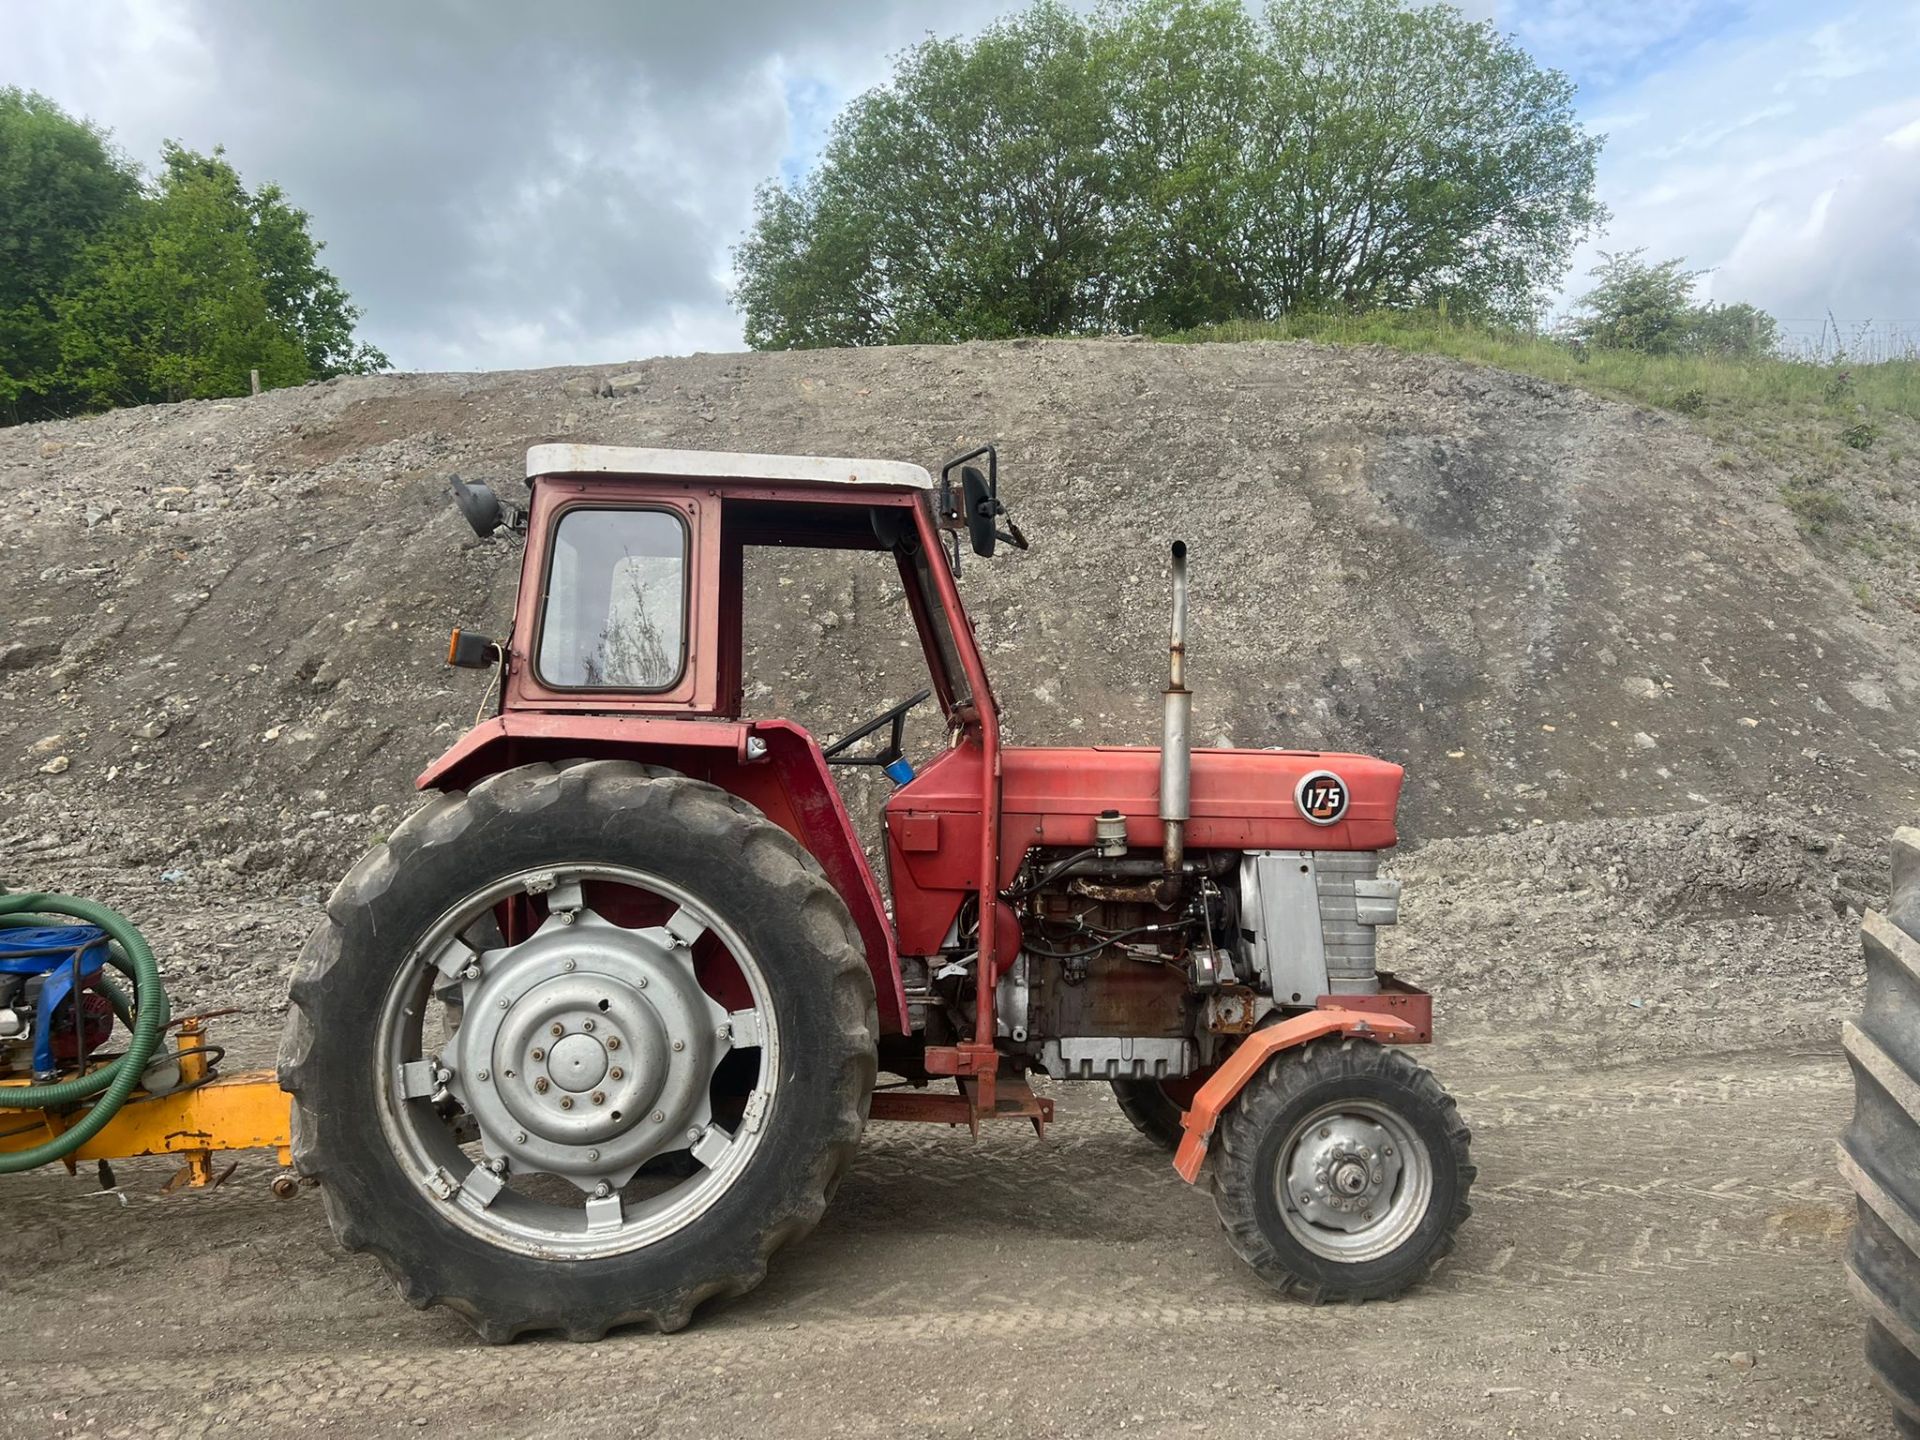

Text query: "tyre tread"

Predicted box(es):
[1845, 827, 1920, 1430]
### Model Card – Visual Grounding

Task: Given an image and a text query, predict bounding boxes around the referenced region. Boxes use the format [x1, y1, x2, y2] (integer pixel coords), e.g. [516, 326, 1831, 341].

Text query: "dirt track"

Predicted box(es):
[1, 1030, 1889, 1440]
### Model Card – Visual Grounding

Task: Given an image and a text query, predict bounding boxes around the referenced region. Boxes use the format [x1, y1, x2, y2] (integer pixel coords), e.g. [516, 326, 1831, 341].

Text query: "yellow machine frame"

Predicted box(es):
[0, 1018, 293, 1191]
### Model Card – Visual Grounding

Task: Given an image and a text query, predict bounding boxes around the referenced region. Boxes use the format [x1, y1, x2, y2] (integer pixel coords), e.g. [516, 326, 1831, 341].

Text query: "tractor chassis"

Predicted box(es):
[2, 981, 1432, 1191]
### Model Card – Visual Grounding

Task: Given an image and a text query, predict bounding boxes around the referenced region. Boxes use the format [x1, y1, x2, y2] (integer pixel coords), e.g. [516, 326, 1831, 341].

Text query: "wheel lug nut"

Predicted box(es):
[560, 1096, 574, 1110]
[609, 1067, 624, 1080]
[591, 1091, 606, 1105]
[651, 1110, 665, 1123]
[533, 1077, 549, 1094]
[563, 959, 576, 971]
[476, 1069, 490, 1082]
[594, 1181, 611, 1197]
[606, 1037, 621, 1051]
[1319, 1127, 1331, 1139]
[550, 1023, 564, 1038]
[583, 1019, 596, 1033]
[531, 1047, 545, 1062]
[587, 1149, 601, 1163]
[513, 1130, 527, 1144]
[636, 976, 648, 989]
[671, 1039, 685, 1053]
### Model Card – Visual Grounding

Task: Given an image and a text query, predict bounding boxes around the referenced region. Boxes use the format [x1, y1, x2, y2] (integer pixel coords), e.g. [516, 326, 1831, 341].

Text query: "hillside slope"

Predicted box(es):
[1, 339, 1912, 1036]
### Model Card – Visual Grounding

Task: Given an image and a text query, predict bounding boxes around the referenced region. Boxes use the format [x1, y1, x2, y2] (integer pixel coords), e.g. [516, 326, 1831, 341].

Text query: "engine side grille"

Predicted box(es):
[1314, 851, 1383, 993]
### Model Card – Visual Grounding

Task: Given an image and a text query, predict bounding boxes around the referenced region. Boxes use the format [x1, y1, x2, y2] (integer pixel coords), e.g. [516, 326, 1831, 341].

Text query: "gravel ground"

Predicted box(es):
[1, 1035, 1892, 1440]
[1, 339, 1912, 1436]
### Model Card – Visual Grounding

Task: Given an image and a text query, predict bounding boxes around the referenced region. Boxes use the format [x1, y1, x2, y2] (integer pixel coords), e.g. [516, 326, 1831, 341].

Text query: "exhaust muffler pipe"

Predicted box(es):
[1160, 540, 1191, 874]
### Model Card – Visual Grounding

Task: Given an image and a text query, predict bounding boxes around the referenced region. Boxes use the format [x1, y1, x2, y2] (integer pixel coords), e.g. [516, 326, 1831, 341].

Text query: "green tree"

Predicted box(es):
[1570, 250, 1780, 357]
[1687, 300, 1779, 358]
[1099, 0, 1264, 332]
[55, 146, 314, 407]
[1, 105, 387, 420]
[1569, 250, 1703, 354]
[735, 0, 1606, 347]
[738, 2, 1116, 348]
[0, 88, 141, 417]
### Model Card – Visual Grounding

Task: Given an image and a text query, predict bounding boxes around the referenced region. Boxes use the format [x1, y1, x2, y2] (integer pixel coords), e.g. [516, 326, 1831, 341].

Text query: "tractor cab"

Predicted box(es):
[446, 442, 1001, 736]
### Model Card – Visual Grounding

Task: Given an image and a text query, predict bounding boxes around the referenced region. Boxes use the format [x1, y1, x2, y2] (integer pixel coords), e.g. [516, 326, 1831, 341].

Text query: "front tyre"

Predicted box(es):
[1212, 1037, 1472, 1302]
[278, 760, 877, 1341]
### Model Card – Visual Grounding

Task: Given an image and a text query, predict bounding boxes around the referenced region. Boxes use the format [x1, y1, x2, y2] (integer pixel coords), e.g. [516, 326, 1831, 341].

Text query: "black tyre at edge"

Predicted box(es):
[1211, 1035, 1473, 1302]
[1842, 826, 1920, 1437]
[278, 760, 878, 1342]
[1111, 1076, 1186, 1150]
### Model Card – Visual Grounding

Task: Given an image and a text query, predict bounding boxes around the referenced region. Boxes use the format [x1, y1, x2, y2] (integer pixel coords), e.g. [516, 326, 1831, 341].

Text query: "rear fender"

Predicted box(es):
[1171, 1007, 1420, 1183]
[416, 714, 907, 1034]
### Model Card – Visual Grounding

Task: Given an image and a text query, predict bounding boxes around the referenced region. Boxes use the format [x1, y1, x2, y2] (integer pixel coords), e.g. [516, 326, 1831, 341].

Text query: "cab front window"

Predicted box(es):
[536, 508, 688, 690]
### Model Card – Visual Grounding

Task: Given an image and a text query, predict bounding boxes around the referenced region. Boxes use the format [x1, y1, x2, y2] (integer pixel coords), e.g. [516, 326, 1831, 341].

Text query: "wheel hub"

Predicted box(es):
[546, 1032, 609, 1093]
[1286, 1114, 1403, 1232]
[444, 906, 729, 1191]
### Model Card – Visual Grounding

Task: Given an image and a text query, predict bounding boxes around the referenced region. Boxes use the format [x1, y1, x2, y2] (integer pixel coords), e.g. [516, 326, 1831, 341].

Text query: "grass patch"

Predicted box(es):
[1163, 313, 1920, 423]
[1780, 480, 1852, 535]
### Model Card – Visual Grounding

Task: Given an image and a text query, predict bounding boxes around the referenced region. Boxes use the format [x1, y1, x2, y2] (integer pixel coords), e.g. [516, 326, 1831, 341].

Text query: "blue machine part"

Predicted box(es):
[0, 924, 111, 1077]
[884, 757, 917, 786]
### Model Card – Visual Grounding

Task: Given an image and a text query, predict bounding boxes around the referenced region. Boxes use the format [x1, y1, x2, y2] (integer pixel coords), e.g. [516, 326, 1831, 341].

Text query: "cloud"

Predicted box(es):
[1551, 1, 1920, 335]
[0, 0, 1005, 370]
[1715, 109, 1920, 329]
[1493, 0, 1740, 86]
[5, 0, 1915, 366]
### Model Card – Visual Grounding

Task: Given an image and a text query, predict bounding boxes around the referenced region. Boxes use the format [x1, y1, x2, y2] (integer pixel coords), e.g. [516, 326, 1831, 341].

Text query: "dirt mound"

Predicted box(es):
[1, 338, 1913, 1024]
[1388, 807, 1872, 1063]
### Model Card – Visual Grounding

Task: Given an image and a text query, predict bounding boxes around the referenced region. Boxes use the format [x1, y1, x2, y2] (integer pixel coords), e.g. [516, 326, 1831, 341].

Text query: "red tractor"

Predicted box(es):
[280, 444, 1473, 1340]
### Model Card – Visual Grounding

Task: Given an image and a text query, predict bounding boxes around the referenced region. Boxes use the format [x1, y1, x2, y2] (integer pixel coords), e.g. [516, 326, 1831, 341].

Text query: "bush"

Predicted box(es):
[1569, 250, 1780, 360]
[1781, 481, 1851, 535]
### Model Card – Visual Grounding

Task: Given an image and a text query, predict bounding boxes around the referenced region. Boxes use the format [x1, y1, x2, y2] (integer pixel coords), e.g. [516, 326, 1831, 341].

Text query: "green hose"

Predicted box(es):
[0, 893, 169, 1173]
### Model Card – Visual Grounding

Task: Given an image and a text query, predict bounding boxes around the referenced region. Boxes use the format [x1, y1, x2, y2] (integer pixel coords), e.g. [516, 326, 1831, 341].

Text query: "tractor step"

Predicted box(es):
[869, 1074, 1052, 1139]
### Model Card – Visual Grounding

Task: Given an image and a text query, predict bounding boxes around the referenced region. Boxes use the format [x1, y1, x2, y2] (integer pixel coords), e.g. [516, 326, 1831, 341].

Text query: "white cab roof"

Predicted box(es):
[526, 443, 932, 490]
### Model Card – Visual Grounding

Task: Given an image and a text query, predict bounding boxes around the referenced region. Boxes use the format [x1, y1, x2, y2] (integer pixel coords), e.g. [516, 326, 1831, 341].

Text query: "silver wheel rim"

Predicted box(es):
[1274, 1098, 1431, 1263]
[375, 863, 779, 1259]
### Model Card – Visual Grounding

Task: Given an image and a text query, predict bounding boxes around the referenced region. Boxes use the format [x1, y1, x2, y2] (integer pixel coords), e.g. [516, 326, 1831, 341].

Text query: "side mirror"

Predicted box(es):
[939, 443, 1028, 563]
[450, 475, 522, 538]
[961, 465, 997, 558]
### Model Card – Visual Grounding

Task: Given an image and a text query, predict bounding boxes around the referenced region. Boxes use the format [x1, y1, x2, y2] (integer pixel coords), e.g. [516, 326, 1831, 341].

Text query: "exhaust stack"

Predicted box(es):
[1160, 540, 1191, 874]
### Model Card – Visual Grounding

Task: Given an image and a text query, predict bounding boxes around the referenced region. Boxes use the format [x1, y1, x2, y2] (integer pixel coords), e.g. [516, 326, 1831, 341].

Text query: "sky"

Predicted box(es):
[3, 0, 1915, 371]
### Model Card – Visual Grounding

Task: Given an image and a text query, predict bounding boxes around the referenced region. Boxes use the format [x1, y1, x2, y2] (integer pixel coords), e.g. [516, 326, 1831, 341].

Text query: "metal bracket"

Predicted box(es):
[397, 1059, 440, 1100]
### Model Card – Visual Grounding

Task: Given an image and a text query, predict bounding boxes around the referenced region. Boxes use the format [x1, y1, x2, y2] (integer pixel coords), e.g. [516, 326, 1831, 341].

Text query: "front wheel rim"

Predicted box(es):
[1274, 1098, 1432, 1263]
[374, 862, 780, 1260]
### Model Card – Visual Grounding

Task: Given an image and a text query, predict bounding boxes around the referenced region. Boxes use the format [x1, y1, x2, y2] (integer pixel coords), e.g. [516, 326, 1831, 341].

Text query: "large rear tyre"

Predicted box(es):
[1211, 1037, 1472, 1302]
[278, 760, 877, 1341]
[1842, 826, 1920, 1437]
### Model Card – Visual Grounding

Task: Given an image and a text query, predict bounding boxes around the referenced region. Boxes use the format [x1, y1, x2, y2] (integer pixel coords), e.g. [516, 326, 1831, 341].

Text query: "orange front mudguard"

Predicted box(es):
[1172, 1009, 1419, 1183]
